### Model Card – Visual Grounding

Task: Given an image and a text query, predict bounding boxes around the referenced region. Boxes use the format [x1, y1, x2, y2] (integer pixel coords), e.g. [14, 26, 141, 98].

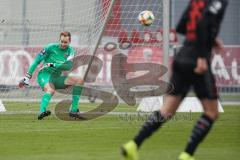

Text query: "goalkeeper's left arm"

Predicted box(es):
[41, 50, 74, 71]
[52, 61, 73, 71]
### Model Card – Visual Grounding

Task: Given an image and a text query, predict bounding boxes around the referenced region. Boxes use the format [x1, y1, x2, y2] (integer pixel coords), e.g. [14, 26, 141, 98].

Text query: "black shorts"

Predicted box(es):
[169, 58, 218, 100]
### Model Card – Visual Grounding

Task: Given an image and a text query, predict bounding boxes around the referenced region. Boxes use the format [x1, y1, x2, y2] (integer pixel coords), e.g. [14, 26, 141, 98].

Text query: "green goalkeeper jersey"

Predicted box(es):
[28, 43, 75, 76]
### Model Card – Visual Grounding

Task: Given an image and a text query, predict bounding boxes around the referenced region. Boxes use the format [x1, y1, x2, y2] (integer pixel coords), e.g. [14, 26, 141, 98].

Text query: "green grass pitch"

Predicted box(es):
[0, 102, 239, 160]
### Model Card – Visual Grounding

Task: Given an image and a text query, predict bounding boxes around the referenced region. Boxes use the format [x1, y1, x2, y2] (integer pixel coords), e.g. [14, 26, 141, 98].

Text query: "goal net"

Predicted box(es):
[0, 0, 174, 110]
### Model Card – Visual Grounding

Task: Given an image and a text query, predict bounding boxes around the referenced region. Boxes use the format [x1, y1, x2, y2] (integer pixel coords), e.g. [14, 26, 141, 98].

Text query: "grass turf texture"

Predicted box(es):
[0, 102, 239, 160]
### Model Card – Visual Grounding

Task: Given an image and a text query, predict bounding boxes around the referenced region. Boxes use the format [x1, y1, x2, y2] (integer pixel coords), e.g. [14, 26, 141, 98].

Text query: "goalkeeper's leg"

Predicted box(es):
[38, 85, 54, 120]
[37, 71, 55, 120]
[54, 76, 84, 114]
[65, 76, 84, 117]
[70, 86, 83, 112]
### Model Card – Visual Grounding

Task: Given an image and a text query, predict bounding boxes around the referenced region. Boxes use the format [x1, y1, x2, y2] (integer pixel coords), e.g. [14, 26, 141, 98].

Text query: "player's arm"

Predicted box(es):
[207, 0, 228, 36]
[194, 21, 209, 75]
[208, 0, 228, 54]
[197, 0, 228, 58]
[194, 6, 214, 74]
[19, 48, 49, 88]
[194, 0, 228, 74]
[49, 47, 75, 71]
[54, 61, 73, 71]
[28, 49, 48, 75]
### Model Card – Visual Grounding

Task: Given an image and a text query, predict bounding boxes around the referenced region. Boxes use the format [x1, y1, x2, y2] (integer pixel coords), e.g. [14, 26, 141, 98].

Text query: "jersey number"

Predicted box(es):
[187, 0, 205, 41]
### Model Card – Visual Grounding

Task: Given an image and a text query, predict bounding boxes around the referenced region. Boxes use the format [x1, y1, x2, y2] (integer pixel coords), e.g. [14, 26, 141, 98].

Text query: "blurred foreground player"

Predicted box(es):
[121, 0, 228, 159]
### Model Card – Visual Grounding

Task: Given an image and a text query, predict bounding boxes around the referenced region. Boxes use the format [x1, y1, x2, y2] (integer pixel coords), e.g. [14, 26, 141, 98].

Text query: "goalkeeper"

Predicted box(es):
[19, 31, 83, 120]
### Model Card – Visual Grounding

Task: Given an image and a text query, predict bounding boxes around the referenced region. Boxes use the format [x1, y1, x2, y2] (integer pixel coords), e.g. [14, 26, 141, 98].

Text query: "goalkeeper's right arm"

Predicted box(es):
[18, 72, 32, 88]
[27, 53, 45, 75]
[19, 50, 46, 88]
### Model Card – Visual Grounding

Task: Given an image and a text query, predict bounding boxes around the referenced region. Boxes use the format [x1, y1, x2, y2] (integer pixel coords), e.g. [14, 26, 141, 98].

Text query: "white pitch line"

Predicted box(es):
[0, 111, 147, 115]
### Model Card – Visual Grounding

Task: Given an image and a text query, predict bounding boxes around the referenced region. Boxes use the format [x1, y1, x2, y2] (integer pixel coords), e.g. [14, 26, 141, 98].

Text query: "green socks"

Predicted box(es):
[39, 86, 82, 113]
[40, 92, 53, 113]
[70, 86, 83, 112]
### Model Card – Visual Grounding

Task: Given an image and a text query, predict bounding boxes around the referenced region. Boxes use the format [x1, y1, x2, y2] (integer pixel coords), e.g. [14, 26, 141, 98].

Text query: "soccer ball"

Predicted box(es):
[138, 10, 155, 26]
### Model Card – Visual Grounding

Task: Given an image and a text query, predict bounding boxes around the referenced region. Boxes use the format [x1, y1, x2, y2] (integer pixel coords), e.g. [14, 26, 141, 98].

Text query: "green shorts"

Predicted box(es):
[37, 70, 68, 89]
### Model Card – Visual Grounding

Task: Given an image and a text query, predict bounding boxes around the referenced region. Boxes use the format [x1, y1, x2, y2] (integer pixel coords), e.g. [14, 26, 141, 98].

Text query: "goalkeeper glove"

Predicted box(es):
[19, 73, 32, 88]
